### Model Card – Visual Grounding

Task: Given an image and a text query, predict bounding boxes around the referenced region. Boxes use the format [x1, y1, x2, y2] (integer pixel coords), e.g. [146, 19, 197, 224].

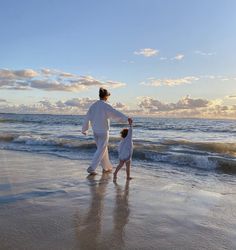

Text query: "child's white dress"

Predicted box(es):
[118, 126, 133, 162]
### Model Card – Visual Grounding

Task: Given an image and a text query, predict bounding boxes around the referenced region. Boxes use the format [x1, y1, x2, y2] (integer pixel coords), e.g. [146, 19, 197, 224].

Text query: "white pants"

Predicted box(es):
[87, 132, 113, 173]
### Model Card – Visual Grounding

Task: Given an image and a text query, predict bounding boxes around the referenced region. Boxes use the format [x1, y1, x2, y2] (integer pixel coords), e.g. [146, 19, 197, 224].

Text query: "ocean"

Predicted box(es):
[0, 113, 236, 178]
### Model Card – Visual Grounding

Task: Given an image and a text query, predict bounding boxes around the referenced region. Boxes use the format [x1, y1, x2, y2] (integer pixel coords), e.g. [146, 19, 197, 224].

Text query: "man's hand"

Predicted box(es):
[82, 131, 87, 135]
[128, 117, 133, 125]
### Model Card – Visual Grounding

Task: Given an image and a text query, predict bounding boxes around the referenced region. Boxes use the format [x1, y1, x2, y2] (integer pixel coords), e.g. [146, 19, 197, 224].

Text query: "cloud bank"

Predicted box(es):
[0, 96, 235, 119]
[0, 69, 126, 92]
[138, 96, 236, 118]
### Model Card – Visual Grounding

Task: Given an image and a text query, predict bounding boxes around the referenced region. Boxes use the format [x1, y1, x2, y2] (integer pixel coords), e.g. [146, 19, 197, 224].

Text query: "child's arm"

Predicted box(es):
[125, 125, 133, 141]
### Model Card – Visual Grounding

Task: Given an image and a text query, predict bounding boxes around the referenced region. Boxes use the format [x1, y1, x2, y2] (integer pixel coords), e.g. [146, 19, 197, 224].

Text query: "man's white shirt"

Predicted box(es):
[82, 100, 128, 133]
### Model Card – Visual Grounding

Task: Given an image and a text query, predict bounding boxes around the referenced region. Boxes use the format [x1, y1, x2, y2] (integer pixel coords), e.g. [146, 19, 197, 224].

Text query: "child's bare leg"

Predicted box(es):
[125, 160, 132, 180]
[113, 160, 125, 181]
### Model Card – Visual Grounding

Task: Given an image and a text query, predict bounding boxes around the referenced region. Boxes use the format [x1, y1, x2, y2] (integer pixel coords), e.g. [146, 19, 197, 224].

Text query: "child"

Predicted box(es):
[113, 124, 133, 181]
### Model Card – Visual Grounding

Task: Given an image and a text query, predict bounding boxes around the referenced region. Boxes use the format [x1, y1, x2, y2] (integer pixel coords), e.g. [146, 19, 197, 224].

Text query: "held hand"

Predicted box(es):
[128, 117, 133, 125]
[82, 131, 87, 135]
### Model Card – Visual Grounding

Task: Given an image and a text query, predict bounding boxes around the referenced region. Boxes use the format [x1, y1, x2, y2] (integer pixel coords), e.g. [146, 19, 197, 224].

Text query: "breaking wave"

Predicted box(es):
[0, 134, 235, 174]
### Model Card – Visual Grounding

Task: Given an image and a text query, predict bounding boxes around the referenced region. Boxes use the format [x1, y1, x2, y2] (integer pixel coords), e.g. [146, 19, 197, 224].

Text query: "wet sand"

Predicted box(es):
[0, 150, 235, 250]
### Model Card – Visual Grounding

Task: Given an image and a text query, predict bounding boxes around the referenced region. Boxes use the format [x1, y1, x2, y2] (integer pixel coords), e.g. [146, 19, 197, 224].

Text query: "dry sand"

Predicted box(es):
[0, 150, 235, 250]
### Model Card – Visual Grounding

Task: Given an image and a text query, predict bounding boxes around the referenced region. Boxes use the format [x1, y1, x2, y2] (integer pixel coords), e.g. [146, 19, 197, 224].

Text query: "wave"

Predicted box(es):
[0, 115, 83, 126]
[1, 134, 235, 155]
[162, 140, 236, 156]
[0, 134, 236, 174]
[0, 134, 97, 150]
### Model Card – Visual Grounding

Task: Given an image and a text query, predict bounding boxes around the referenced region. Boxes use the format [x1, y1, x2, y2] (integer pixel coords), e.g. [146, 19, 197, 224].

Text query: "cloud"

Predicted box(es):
[0, 96, 235, 119]
[172, 54, 184, 60]
[141, 76, 199, 87]
[0, 69, 38, 79]
[139, 96, 209, 112]
[134, 48, 159, 57]
[0, 98, 135, 115]
[138, 96, 236, 118]
[227, 95, 236, 99]
[0, 68, 126, 92]
[141, 74, 236, 88]
[64, 98, 96, 110]
[200, 75, 236, 82]
[175, 95, 209, 109]
[122, 60, 135, 64]
[30, 79, 87, 92]
[113, 102, 127, 110]
[194, 50, 215, 56]
[0, 99, 7, 103]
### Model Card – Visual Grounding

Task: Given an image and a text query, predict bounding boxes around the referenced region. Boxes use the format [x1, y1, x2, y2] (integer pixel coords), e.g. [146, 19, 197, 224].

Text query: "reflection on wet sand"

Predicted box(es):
[76, 173, 110, 249]
[76, 175, 130, 250]
[111, 181, 130, 249]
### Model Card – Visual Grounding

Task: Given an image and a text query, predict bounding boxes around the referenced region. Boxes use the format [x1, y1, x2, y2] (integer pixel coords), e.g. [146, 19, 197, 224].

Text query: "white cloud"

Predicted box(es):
[138, 96, 236, 118]
[0, 68, 126, 92]
[64, 98, 96, 110]
[141, 76, 199, 87]
[113, 102, 127, 110]
[122, 60, 135, 64]
[141, 74, 236, 88]
[139, 96, 209, 112]
[201, 75, 236, 82]
[172, 54, 184, 60]
[134, 48, 159, 57]
[0, 69, 38, 79]
[194, 50, 215, 56]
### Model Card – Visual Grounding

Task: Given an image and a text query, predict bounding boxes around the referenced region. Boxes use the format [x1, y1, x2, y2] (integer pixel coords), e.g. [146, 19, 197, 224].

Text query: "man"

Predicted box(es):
[82, 87, 132, 175]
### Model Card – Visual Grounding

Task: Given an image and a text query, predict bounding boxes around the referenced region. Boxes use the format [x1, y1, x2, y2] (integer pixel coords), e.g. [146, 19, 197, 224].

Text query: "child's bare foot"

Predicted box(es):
[126, 177, 133, 181]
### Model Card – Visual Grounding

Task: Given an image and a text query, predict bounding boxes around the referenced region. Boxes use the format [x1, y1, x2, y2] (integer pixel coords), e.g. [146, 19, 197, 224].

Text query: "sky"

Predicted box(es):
[0, 0, 236, 118]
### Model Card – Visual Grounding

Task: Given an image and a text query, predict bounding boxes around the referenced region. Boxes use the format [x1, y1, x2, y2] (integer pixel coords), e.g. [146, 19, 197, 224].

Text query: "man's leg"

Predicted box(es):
[100, 147, 113, 172]
[87, 132, 108, 173]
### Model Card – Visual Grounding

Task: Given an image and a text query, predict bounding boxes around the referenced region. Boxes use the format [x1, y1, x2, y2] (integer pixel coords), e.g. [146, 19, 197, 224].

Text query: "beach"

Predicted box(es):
[0, 149, 235, 250]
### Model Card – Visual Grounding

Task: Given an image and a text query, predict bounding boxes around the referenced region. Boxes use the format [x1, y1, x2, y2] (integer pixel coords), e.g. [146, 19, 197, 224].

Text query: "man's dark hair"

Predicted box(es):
[99, 87, 110, 99]
[120, 128, 128, 138]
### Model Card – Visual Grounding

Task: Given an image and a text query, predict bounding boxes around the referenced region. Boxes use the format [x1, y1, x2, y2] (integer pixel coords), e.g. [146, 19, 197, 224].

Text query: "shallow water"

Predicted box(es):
[0, 113, 236, 178]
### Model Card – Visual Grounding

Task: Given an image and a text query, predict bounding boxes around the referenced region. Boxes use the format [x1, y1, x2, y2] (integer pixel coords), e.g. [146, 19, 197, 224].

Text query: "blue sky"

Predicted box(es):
[0, 0, 236, 117]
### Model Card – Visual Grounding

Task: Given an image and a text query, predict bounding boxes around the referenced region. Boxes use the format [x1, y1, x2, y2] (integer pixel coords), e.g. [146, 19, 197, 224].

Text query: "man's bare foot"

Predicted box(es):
[126, 177, 133, 180]
[102, 169, 113, 173]
[88, 172, 97, 176]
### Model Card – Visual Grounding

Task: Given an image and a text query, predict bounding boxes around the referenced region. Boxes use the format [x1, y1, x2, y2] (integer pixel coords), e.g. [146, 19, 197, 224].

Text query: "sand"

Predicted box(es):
[0, 150, 236, 250]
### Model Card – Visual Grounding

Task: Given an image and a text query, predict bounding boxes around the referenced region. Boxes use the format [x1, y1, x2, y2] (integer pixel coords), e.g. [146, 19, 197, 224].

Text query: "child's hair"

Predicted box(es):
[120, 128, 128, 138]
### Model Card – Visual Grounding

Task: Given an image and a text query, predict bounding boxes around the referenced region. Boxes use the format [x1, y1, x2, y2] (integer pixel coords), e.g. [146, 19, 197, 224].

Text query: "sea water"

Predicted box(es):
[0, 113, 235, 180]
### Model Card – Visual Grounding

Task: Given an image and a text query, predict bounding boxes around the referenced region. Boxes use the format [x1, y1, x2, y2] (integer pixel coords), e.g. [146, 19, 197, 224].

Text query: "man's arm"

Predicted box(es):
[105, 103, 129, 123]
[81, 110, 90, 135]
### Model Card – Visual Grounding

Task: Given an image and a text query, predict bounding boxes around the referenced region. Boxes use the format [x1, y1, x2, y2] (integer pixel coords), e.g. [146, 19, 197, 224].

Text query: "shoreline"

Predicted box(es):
[0, 149, 235, 249]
